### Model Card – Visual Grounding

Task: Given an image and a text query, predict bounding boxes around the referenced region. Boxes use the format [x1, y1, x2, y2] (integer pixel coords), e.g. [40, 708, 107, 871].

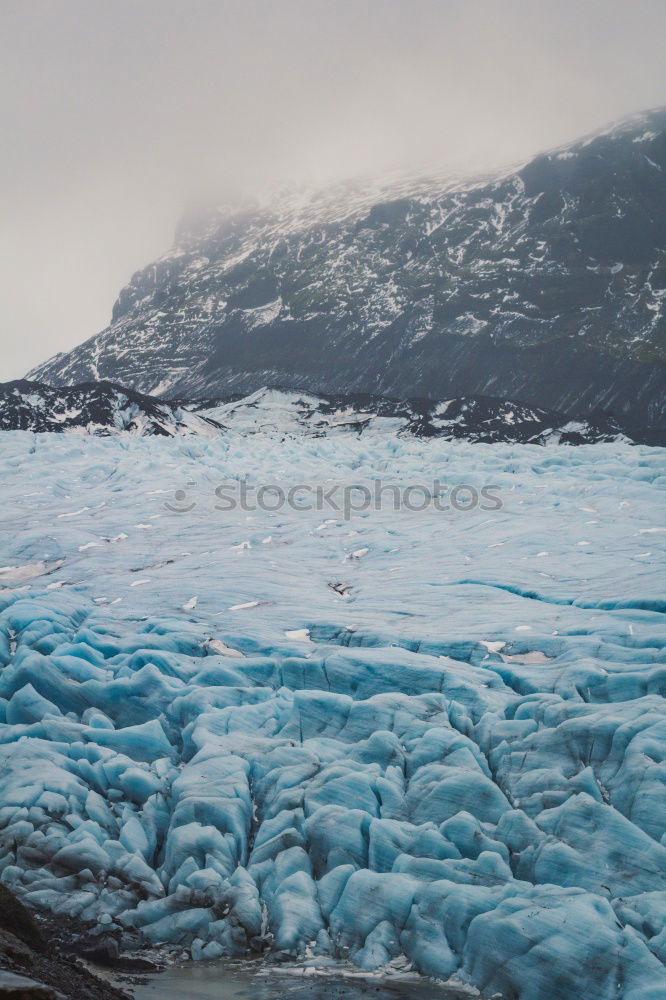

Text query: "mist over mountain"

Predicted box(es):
[28, 108, 666, 428]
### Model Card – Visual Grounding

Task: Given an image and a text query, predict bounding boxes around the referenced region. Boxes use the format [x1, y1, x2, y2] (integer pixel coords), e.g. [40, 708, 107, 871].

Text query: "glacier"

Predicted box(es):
[0, 426, 664, 1000]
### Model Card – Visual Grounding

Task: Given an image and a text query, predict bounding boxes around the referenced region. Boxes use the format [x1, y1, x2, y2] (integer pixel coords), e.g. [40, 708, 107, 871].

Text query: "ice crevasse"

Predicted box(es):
[0, 429, 664, 1000]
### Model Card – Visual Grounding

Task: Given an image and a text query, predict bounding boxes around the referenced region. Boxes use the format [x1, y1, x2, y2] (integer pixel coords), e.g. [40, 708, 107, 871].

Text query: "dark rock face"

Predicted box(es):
[0, 380, 221, 436]
[28, 109, 666, 429]
[197, 387, 651, 445]
[0, 381, 649, 444]
[0, 886, 44, 954]
[0, 884, 129, 1000]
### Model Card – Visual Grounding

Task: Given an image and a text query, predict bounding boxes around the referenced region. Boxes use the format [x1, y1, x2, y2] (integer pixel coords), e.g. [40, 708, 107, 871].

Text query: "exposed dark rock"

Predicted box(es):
[0, 380, 221, 437]
[1, 380, 656, 444]
[0, 885, 130, 1000]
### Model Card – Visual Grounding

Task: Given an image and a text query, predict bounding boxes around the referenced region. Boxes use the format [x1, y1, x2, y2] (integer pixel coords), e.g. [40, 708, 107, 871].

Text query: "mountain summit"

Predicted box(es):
[29, 108, 666, 428]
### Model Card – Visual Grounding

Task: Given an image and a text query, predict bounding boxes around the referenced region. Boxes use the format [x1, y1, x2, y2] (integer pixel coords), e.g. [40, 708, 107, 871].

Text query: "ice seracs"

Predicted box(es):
[0, 424, 664, 1000]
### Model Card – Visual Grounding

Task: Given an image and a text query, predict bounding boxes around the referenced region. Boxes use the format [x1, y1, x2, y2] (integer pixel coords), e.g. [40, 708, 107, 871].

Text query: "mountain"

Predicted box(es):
[28, 108, 666, 428]
[196, 386, 640, 445]
[0, 379, 647, 444]
[0, 380, 221, 436]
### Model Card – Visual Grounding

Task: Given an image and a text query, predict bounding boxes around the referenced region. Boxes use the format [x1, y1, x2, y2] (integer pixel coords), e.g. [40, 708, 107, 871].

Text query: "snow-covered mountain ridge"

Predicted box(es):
[0, 381, 651, 444]
[29, 107, 666, 428]
[197, 386, 642, 444]
[0, 380, 221, 437]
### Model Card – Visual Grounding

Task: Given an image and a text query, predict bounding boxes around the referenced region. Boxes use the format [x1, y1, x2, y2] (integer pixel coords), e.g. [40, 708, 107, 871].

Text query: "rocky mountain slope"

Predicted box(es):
[196, 387, 639, 445]
[0, 884, 130, 1000]
[29, 108, 666, 427]
[0, 381, 221, 436]
[0, 381, 646, 444]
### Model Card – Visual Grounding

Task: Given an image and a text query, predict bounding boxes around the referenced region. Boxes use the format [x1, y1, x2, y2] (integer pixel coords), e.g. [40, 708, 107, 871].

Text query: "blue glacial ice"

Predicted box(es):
[0, 427, 665, 999]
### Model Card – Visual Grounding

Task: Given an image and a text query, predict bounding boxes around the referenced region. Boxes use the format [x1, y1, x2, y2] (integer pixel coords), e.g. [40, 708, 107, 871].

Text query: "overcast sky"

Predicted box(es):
[2, 0, 665, 380]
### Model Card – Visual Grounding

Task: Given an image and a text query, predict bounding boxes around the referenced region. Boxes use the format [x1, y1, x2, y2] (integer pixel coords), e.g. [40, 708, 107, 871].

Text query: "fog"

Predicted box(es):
[2, 0, 665, 379]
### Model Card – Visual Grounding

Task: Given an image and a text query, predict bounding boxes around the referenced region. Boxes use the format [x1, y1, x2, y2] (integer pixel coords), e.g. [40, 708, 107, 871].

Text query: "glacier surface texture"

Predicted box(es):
[0, 429, 665, 1000]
